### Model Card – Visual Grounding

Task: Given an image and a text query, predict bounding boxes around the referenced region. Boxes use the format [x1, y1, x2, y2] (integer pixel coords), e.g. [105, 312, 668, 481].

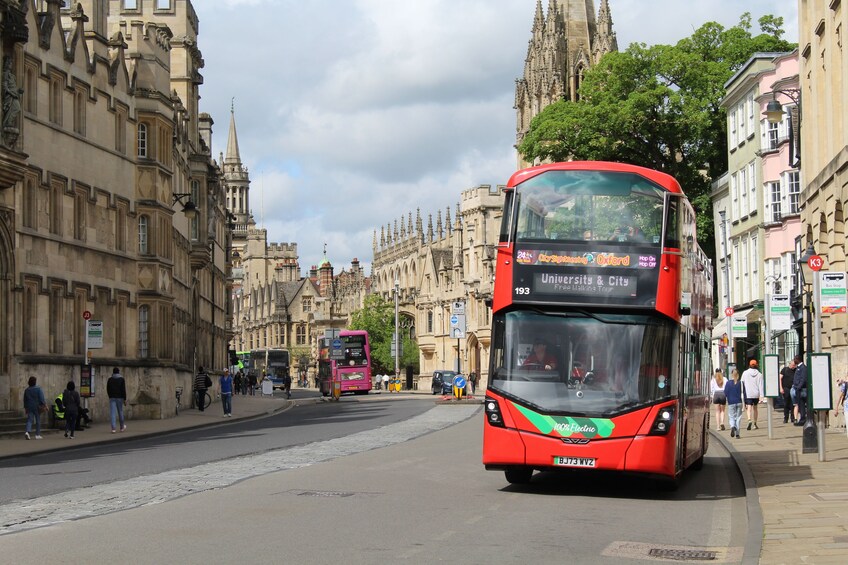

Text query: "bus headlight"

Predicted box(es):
[485, 397, 505, 428]
[649, 406, 675, 436]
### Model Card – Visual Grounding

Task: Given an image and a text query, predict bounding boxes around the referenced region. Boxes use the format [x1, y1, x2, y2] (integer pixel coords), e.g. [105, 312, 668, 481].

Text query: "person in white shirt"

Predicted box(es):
[710, 370, 727, 431]
[741, 359, 764, 430]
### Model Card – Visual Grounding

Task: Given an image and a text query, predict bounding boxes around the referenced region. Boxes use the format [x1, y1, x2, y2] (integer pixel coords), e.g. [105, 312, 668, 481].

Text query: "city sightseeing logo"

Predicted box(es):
[516, 249, 632, 267]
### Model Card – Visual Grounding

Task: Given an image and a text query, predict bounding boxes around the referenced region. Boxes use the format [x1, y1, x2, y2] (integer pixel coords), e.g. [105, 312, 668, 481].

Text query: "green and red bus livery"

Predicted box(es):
[483, 161, 713, 488]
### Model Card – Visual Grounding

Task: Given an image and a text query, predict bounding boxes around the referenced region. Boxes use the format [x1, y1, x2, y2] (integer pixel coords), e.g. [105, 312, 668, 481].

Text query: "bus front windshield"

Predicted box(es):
[490, 310, 676, 416]
[514, 170, 667, 244]
[342, 335, 368, 367]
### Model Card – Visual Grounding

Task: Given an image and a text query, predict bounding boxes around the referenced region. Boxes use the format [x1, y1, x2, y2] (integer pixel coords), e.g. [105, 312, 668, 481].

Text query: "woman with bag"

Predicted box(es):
[710, 370, 727, 431]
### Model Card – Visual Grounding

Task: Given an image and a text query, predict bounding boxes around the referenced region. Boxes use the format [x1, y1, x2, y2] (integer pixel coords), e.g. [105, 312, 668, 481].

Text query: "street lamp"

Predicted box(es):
[763, 88, 801, 167]
[172, 192, 198, 220]
[798, 243, 818, 454]
[394, 278, 400, 386]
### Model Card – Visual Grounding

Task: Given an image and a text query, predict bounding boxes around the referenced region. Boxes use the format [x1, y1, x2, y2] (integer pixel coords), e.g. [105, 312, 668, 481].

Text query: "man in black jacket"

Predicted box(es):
[792, 355, 808, 425]
[779, 359, 797, 423]
[107, 367, 127, 433]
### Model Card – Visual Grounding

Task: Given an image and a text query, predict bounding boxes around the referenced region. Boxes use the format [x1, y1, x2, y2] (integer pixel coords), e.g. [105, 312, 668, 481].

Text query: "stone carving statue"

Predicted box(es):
[2, 57, 23, 145]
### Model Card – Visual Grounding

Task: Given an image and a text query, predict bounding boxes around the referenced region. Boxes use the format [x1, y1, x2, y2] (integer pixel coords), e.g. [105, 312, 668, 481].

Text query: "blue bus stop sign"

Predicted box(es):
[332, 339, 342, 349]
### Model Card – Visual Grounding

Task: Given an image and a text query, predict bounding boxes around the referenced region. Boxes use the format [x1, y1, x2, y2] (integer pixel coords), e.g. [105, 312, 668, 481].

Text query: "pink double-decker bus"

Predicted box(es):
[318, 330, 373, 396]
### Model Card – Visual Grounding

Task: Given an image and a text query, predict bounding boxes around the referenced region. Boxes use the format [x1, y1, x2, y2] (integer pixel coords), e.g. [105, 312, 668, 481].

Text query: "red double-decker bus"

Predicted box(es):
[482, 161, 713, 488]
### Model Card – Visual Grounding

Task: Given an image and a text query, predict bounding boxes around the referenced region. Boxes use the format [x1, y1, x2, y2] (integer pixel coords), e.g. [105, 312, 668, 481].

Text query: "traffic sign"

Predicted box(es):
[332, 339, 342, 349]
[450, 315, 458, 325]
[83, 310, 91, 320]
[451, 301, 465, 315]
[724, 307, 734, 317]
[808, 255, 824, 272]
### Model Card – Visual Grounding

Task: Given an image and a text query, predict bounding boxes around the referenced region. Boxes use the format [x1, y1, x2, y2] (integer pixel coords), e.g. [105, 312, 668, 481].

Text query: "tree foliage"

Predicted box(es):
[518, 13, 795, 259]
[349, 293, 419, 375]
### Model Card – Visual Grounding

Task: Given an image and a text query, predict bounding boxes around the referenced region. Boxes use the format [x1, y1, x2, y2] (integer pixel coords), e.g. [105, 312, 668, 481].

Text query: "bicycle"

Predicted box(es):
[175, 386, 183, 416]
[193, 389, 213, 411]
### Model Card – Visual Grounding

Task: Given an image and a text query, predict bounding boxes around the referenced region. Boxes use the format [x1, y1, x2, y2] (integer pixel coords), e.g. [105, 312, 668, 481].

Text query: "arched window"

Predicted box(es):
[138, 305, 149, 358]
[138, 215, 149, 254]
[137, 123, 148, 158]
[296, 324, 306, 345]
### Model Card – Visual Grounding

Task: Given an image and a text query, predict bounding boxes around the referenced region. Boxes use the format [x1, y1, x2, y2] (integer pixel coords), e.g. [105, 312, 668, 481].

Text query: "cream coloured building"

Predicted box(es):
[371, 185, 504, 391]
[797, 2, 848, 382]
[0, 0, 230, 418]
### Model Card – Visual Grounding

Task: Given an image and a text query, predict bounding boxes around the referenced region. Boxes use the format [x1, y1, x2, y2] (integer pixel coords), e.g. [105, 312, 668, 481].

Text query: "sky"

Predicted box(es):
[197, 0, 799, 274]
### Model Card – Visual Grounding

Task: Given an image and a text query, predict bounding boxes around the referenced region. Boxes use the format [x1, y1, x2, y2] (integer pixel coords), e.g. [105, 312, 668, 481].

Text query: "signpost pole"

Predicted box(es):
[765, 295, 773, 440]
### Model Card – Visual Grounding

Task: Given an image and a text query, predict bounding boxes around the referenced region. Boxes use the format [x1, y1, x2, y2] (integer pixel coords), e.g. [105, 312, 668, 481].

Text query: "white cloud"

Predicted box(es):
[198, 0, 799, 271]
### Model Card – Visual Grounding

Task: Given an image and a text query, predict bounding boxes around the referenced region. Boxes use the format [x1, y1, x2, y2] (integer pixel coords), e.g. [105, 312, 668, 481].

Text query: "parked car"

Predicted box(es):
[432, 370, 457, 395]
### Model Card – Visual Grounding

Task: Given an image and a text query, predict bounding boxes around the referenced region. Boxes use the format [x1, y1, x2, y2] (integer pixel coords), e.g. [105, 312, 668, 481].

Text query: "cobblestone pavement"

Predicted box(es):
[713, 406, 848, 565]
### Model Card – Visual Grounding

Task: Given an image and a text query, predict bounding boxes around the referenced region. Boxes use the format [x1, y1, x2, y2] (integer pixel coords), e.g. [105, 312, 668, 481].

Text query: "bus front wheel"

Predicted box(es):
[504, 468, 533, 485]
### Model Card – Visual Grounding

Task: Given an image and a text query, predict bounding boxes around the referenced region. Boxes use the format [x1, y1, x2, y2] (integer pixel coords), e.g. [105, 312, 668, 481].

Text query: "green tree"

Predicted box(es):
[518, 13, 795, 258]
[349, 294, 419, 375]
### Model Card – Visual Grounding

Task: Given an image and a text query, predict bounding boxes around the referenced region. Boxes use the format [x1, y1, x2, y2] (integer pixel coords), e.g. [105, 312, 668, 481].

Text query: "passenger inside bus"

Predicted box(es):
[522, 340, 558, 371]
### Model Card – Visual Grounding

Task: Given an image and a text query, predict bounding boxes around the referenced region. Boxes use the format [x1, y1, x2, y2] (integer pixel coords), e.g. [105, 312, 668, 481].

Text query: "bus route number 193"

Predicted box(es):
[515, 287, 531, 295]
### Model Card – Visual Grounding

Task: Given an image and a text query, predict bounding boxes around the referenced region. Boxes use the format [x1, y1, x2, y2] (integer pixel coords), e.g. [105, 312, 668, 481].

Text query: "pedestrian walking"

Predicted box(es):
[835, 378, 848, 428]
[219, 368, 233, 417]
[741, 359, 764, 430]
[248, 371, 257, 396]
[710, 369, 727, 431]
[779, 359, 797, 423]
[792, 355, 808, 425]
[194, 366, 212, 411]
[233, 371, 242, 396]
[107, 367, 128, 433]
[23, 376, 47, 440]
[725, 368, 744, 438]
[283, 372, 292, 399]
[62, 381, 81, 439]
[382, 373, 389, 390]
[469, 371, 478, 395]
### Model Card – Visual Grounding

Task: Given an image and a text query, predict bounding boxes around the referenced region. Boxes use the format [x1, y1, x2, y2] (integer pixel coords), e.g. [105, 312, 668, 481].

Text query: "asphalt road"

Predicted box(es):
[0, 396, 435, 503]
[0, 401, 748, 563]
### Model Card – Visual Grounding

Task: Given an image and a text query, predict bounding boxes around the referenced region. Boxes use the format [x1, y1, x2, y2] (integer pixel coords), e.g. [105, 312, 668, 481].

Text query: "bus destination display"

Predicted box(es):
[533, 272, 638, 298]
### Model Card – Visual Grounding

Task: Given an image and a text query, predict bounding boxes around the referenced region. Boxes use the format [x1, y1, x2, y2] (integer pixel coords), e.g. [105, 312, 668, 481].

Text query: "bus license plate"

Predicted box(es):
[553, 456, 596, 468]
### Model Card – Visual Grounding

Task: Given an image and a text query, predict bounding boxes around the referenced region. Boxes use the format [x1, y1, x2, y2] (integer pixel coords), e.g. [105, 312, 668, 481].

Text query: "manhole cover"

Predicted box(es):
[648, 548, 717, 561]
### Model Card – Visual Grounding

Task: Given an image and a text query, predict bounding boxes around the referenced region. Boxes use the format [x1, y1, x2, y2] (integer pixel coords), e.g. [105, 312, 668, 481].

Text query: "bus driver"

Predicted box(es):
[522, 340, 557, 371]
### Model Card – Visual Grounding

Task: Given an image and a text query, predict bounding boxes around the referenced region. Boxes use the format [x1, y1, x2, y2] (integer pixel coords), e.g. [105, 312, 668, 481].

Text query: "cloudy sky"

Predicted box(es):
[197, 0, 799, 273]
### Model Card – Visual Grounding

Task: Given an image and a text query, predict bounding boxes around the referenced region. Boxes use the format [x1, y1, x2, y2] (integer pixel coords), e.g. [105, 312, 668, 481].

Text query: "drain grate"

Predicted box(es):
[648, 548, 717, 561]
[296, 490, 355, 498]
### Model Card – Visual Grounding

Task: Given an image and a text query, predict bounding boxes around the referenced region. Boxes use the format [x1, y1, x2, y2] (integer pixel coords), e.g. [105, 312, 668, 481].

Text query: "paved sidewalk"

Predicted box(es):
[715, 405, 848, 565]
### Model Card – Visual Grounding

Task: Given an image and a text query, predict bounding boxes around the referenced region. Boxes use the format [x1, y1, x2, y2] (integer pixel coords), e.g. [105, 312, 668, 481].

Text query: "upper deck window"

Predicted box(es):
[513, 171, 667, 245]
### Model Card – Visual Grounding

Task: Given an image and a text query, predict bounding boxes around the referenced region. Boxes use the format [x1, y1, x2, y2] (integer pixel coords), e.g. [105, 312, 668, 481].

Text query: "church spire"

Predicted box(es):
[225, 99, 242, 165]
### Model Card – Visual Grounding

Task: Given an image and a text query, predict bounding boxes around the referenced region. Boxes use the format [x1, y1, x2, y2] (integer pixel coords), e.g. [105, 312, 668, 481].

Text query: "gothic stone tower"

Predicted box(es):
[514, 0, 618, 167]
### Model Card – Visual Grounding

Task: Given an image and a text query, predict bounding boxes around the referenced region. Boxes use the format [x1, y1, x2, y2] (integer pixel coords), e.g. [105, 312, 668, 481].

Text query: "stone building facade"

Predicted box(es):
[371, 185, 504, 391]
[222, 104, 370, 375]
[797, 2, 848, 381]
[514, 0, 617, 166]
[0, 0, 230, 418]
